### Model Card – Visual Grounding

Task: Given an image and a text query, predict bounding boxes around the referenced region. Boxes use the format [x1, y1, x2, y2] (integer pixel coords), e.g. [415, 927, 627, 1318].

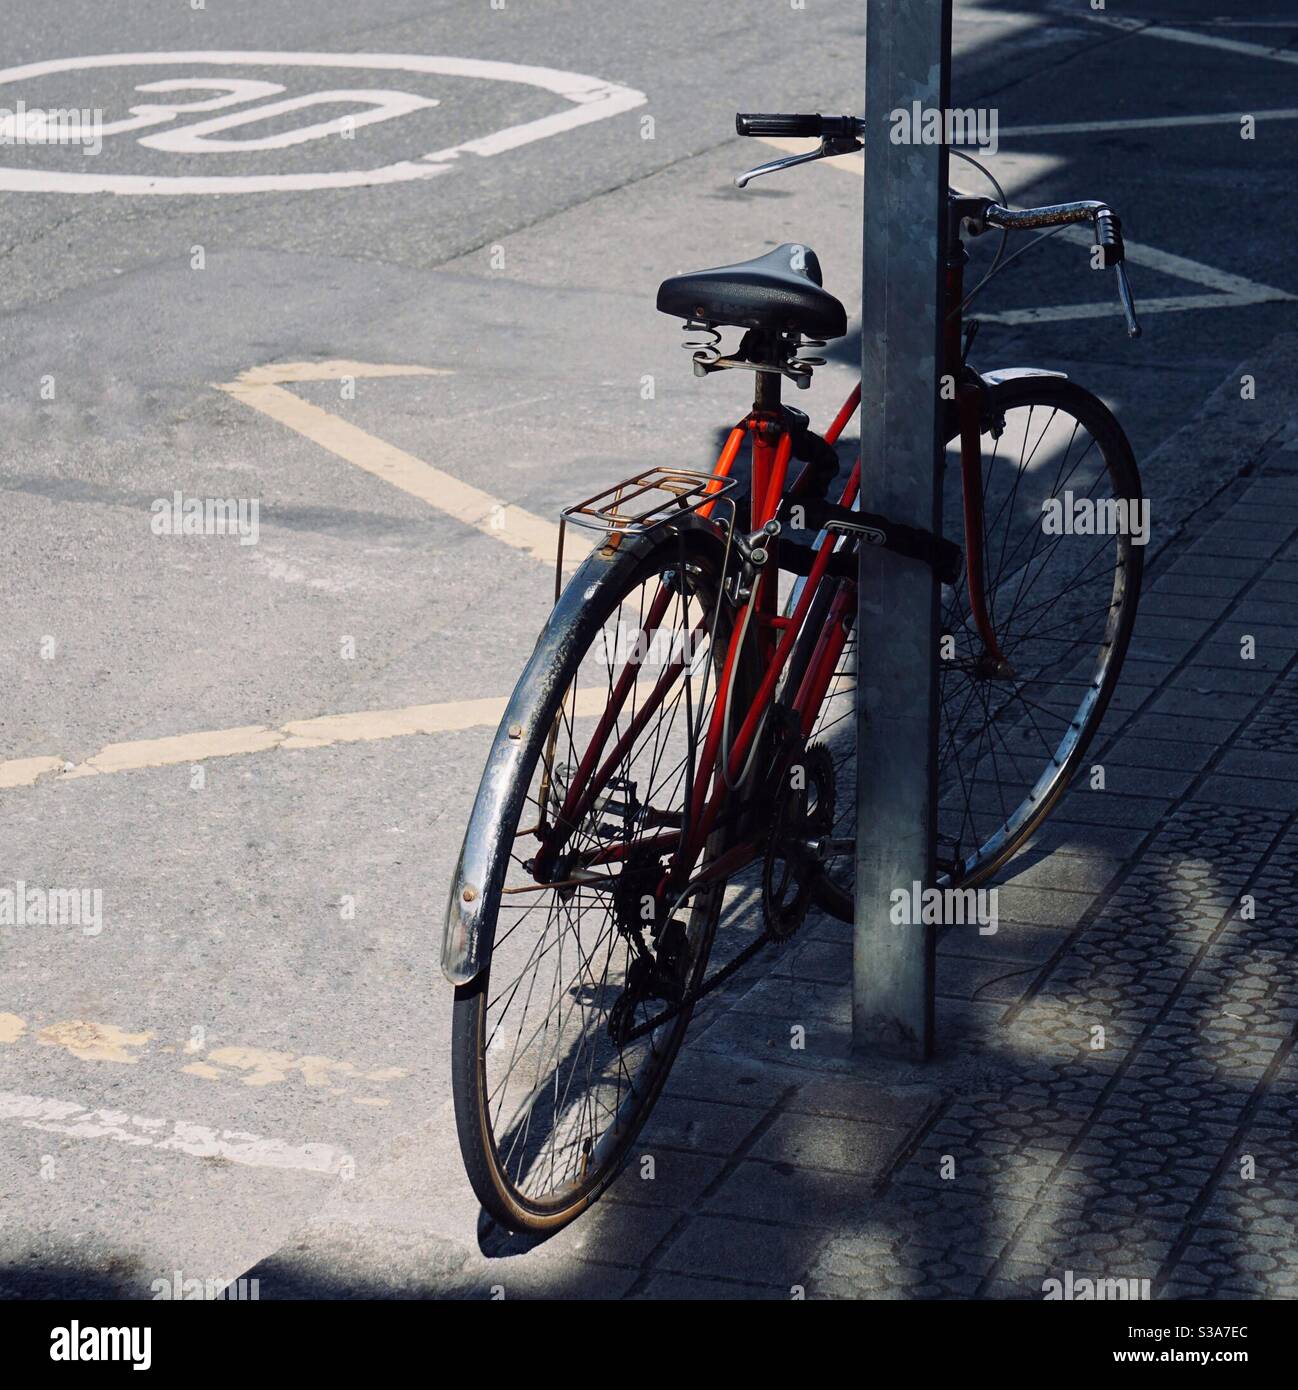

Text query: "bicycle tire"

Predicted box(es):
[450, 523, 758, 1234]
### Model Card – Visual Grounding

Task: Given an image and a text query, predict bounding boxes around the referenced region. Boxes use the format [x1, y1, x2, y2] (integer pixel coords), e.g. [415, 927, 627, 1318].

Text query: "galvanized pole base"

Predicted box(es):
[853, 0, 952, 1060]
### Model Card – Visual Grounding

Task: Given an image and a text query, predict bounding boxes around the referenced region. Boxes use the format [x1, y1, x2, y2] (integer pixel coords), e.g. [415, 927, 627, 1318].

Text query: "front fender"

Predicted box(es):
[940, 367, 1069, 443]
[979, 367, 1068, 387]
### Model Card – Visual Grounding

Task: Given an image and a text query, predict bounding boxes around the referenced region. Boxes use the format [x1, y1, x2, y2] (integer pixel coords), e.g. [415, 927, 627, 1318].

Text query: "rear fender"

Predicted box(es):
[440, 533, 662, 986]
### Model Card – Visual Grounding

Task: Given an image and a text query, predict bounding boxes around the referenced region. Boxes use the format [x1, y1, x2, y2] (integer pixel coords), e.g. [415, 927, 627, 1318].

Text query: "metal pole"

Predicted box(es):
[853, 0, 951, 1059]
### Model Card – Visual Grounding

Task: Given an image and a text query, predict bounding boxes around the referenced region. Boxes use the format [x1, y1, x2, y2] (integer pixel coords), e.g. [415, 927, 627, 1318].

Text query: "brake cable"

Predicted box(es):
[949, 147, 1009, 316]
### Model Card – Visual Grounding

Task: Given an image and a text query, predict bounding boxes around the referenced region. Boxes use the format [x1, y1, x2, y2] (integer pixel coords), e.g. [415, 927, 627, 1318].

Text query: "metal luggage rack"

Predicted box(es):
[554, 466, 740, 599]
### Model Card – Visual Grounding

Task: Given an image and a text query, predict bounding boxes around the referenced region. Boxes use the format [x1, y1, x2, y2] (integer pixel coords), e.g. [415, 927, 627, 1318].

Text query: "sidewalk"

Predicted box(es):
[248, 343, 1298, 1300]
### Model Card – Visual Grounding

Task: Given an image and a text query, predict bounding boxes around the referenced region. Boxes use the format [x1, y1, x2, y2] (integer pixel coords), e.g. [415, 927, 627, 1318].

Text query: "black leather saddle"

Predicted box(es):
[656, 242, 847, 341]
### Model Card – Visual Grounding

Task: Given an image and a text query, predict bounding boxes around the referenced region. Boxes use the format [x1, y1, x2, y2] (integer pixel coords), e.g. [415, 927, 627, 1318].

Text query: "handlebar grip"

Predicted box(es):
[1093, 209, 1125, 268]
[736, 112, 825, 138]
[735, 112, 859, 140]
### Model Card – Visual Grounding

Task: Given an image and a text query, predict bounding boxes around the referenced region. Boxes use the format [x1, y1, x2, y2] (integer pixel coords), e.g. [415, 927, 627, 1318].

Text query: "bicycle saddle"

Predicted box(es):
[656, 243, 847, 341]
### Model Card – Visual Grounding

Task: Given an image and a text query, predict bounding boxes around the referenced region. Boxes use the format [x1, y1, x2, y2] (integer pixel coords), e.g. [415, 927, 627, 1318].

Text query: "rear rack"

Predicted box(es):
[555, 466, 740, 601]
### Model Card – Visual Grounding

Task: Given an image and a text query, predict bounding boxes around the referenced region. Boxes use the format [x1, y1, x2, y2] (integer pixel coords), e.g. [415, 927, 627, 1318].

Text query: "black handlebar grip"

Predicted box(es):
[1093, 209, 1125, 268]
[736, 112, 825, 138]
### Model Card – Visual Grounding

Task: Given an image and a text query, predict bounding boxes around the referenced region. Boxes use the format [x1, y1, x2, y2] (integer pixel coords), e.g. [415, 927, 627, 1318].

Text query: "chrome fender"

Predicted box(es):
[979, 367, 1068, 386]
[441, 532, 657, 987]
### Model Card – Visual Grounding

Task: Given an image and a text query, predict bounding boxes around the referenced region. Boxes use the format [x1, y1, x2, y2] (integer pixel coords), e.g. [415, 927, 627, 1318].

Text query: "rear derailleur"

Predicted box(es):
[607, 849, 693, 1048]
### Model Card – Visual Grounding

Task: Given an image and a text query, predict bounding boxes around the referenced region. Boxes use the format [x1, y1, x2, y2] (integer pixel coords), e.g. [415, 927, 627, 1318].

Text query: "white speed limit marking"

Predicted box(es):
[0, 51, 645, 194]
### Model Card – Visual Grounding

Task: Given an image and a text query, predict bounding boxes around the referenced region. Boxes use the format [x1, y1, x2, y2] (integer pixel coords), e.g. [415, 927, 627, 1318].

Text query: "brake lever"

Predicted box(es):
[734, 136, 861, 189]
[1114, 263, 1141, 338]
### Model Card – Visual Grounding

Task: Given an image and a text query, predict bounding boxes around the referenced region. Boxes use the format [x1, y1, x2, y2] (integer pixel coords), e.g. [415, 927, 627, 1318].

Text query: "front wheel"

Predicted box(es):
[811, 375, 1144, 918]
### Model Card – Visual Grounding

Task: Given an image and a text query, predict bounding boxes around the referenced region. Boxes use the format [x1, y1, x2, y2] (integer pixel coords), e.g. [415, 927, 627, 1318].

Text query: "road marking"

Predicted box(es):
[1082, 15, 1298, 66]
[0, 757, 65, 789]
[762, 138, 1295, 323]
[0, 52, 646, 194]
[5, 1012, 410, 1099]
[0, 687, 608, 789]
[976, 224, 1295, 326]
[0, 1090, 352, 1175]
[217, 359, 570, 568]
[182, 1048, 407, 1090]
[38, 1021, 153, 1064]
[1007, 109, 1298, 137]
[235, 360, 447, 385]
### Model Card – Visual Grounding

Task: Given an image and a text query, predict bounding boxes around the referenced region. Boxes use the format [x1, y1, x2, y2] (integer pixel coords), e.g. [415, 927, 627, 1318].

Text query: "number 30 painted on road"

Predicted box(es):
[0, 51, 646, 194]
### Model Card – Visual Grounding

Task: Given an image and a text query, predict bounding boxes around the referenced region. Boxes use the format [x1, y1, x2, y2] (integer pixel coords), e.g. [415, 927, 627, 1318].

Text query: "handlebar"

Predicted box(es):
[733, 113, 1141, 339]
[960, 196, 1141, 337]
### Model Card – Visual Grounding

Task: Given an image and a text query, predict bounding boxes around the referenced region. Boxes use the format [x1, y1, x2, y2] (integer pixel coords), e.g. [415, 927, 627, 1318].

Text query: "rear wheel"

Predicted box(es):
[451, 526, 756, 1234]
[809, 376, 1142, 918]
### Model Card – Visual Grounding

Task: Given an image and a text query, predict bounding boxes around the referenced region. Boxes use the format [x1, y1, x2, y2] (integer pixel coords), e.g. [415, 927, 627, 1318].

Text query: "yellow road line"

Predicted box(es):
[216, 360, 572, 568]
[0, 757, 65, 789]
[1, 688, 608, 789]
[1, 1013, 408, 1103]
[234, 361, 449, 386]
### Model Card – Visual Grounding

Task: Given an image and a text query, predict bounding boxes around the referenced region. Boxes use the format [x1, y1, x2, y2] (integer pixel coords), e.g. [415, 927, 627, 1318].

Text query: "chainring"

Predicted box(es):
[761, 742, 836, 941]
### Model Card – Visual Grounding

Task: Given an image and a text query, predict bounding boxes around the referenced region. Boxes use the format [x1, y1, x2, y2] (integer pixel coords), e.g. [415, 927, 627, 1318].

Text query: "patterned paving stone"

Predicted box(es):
[926, 1092, 1092, 1154]
[891, 1137, 1059, 1204]
[1165, 1229, 1298, 1299]
[1198, 1152, 1298, 1239]
[1003, 1203, 1182, 1272]
[808, 1227, 998, 1299]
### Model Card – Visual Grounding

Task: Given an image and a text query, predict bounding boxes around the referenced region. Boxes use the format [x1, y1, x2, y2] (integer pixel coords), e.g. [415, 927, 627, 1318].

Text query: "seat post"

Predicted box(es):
[746, 365, 790, 668]
[753, 368, 782, 414]
[750, 363, 783, 529]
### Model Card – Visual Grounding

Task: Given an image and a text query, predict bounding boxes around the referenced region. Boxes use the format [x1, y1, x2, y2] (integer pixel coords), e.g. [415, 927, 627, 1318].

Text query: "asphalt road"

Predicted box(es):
[1, 0, 1296, 1296]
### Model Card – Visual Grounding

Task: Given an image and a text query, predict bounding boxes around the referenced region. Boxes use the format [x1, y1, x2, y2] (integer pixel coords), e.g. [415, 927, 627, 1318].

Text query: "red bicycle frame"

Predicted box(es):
[537, 377, 865, 902]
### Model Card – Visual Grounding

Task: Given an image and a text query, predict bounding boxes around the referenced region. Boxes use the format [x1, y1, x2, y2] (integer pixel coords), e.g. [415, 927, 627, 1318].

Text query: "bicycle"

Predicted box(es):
[442, 111, 1145, 1235]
